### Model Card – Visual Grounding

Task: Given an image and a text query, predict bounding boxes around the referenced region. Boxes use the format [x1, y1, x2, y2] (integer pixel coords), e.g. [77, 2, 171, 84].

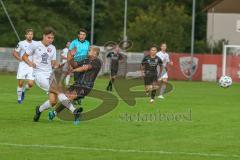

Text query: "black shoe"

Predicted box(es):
[73, 99, 82, 107]
[73, 107, 83, 124]
[33, 106, 41, 122]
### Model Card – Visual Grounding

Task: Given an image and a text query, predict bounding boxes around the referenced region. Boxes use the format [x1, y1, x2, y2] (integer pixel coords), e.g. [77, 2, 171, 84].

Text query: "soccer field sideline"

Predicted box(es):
[0, 142, 240, 159]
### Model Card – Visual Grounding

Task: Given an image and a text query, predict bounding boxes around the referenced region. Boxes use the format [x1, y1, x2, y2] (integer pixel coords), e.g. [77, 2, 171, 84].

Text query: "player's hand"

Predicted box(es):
[58, 62, 65, 68]
[70, 47, 77, 56]
[67, 68, 73, 74]
[67, 63, 73, 71]
[170, 61, 173, 66]
[31, 63, 36, 68]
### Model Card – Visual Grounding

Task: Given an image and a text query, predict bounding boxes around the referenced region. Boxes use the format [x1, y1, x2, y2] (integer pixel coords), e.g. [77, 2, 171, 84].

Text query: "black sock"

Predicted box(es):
[151, 90, 156, 99]
[108, 80, 112, 88]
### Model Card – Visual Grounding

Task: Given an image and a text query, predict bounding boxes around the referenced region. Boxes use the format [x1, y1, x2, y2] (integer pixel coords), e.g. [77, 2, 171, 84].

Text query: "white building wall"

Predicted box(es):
[207, 13, 240, 45]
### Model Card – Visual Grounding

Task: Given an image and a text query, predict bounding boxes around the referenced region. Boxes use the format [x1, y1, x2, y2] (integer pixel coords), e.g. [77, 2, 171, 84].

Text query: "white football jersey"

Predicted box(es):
[156, 51, 170, 67]
[26, 41, 56, 73]
[61, 48, 69, 63]
[15, 40, 37, 68]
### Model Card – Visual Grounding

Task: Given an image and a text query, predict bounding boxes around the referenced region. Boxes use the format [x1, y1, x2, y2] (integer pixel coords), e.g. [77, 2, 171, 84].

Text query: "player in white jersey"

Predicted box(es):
[61, 42, 71, 85]
[156, 43, 173, 99]
[12, 29, 37, 104]
[22, 27, 61, 122]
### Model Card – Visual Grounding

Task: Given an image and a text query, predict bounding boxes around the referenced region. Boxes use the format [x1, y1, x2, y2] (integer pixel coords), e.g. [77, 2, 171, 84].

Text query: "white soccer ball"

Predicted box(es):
[219, 76, 232, 88]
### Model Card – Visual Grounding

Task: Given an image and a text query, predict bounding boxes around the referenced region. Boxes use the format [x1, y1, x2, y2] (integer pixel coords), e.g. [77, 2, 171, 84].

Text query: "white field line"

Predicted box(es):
[0, 142, 239, 158]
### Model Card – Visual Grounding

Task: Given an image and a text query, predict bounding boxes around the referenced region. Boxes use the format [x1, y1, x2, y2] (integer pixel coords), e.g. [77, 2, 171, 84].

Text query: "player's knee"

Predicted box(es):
[49, 99, 57, 106]
[28, 83, 34, 88]
[18, 81, 24, 87]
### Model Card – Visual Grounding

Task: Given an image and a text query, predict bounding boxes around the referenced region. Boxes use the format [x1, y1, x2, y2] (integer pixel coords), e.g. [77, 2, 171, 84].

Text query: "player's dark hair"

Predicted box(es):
[78, 28, 87, 34]
[25, 28, 33, 34]
[150, 44, 158, 51]
[43, 27, 56, 35]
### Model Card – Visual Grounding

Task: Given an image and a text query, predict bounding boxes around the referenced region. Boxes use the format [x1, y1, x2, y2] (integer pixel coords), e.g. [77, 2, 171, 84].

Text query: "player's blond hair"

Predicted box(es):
[91, 46, 100, 56]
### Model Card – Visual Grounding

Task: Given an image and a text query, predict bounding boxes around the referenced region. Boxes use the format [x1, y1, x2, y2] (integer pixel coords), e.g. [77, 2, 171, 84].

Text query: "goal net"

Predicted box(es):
[222, 45, 240, 81]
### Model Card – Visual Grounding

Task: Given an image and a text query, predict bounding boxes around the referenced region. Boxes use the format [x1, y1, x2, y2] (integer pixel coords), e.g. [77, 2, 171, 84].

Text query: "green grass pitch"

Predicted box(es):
[0, 74, 239, 160]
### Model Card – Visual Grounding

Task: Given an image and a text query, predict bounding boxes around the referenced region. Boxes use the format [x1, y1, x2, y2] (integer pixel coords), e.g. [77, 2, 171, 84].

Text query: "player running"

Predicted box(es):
[12, 28, 37, 104]
[61, 41, 71, 86]
[48, 46, 102, 123]
[22, 27, 61, 122]
[156, 43, 173, 99]
[106, 45, 123, 91]
[141, 45, 163, 103]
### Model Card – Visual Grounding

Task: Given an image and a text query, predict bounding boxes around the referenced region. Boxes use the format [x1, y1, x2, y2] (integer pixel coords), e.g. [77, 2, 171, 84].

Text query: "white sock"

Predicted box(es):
[160, 84, 166, 95]
[39, 100, 51, 112]
[17, 87, 22, 100]
[65, 75, 70, 85]
[25, 84, 30, 90]
[58, 93, 75, 113]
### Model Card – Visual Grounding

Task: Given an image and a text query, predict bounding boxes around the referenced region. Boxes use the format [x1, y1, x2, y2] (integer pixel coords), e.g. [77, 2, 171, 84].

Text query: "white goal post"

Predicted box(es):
[222, 45, 240, 76]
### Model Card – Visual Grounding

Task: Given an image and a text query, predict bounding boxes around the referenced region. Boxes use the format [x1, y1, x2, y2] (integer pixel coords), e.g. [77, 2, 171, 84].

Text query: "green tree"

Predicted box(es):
[128, 3, 191, 52]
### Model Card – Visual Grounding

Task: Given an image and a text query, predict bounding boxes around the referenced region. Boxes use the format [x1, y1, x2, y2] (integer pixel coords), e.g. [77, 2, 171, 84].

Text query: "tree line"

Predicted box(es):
[0, 0, 218, 53]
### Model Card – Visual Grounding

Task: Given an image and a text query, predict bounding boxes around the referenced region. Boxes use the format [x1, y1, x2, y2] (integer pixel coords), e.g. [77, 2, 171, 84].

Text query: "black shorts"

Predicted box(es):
[144, 74, 158, 85]
[110, 69, 118, 76]
[67, 84, 92, 100]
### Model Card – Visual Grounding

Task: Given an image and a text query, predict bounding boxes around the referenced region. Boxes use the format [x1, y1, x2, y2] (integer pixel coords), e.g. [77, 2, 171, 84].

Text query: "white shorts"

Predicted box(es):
[16, 63, 34, 80]
[33, 72, 51, 92]
[158, 72, 168, 81]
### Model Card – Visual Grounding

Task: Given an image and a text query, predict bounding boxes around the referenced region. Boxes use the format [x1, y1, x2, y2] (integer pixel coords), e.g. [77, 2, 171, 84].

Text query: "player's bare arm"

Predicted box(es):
[72, 64, 92, 73]
[12, 50, 22, 61]
[22, 53, 36, 68]
[51, 60, 63, 69]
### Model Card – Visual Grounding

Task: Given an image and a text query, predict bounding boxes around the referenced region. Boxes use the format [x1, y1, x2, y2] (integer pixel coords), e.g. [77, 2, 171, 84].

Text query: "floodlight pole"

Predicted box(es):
[210, 7, 215, 55]
[123, 0, 128, 42]
[189, 0, 196, 81]
[90, 0, 95, 45]
[0, 0, 20, 42]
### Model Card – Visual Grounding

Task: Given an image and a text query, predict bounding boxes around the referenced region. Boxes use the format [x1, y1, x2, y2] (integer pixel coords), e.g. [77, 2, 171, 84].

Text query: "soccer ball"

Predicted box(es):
[219, 76, 232, 88]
